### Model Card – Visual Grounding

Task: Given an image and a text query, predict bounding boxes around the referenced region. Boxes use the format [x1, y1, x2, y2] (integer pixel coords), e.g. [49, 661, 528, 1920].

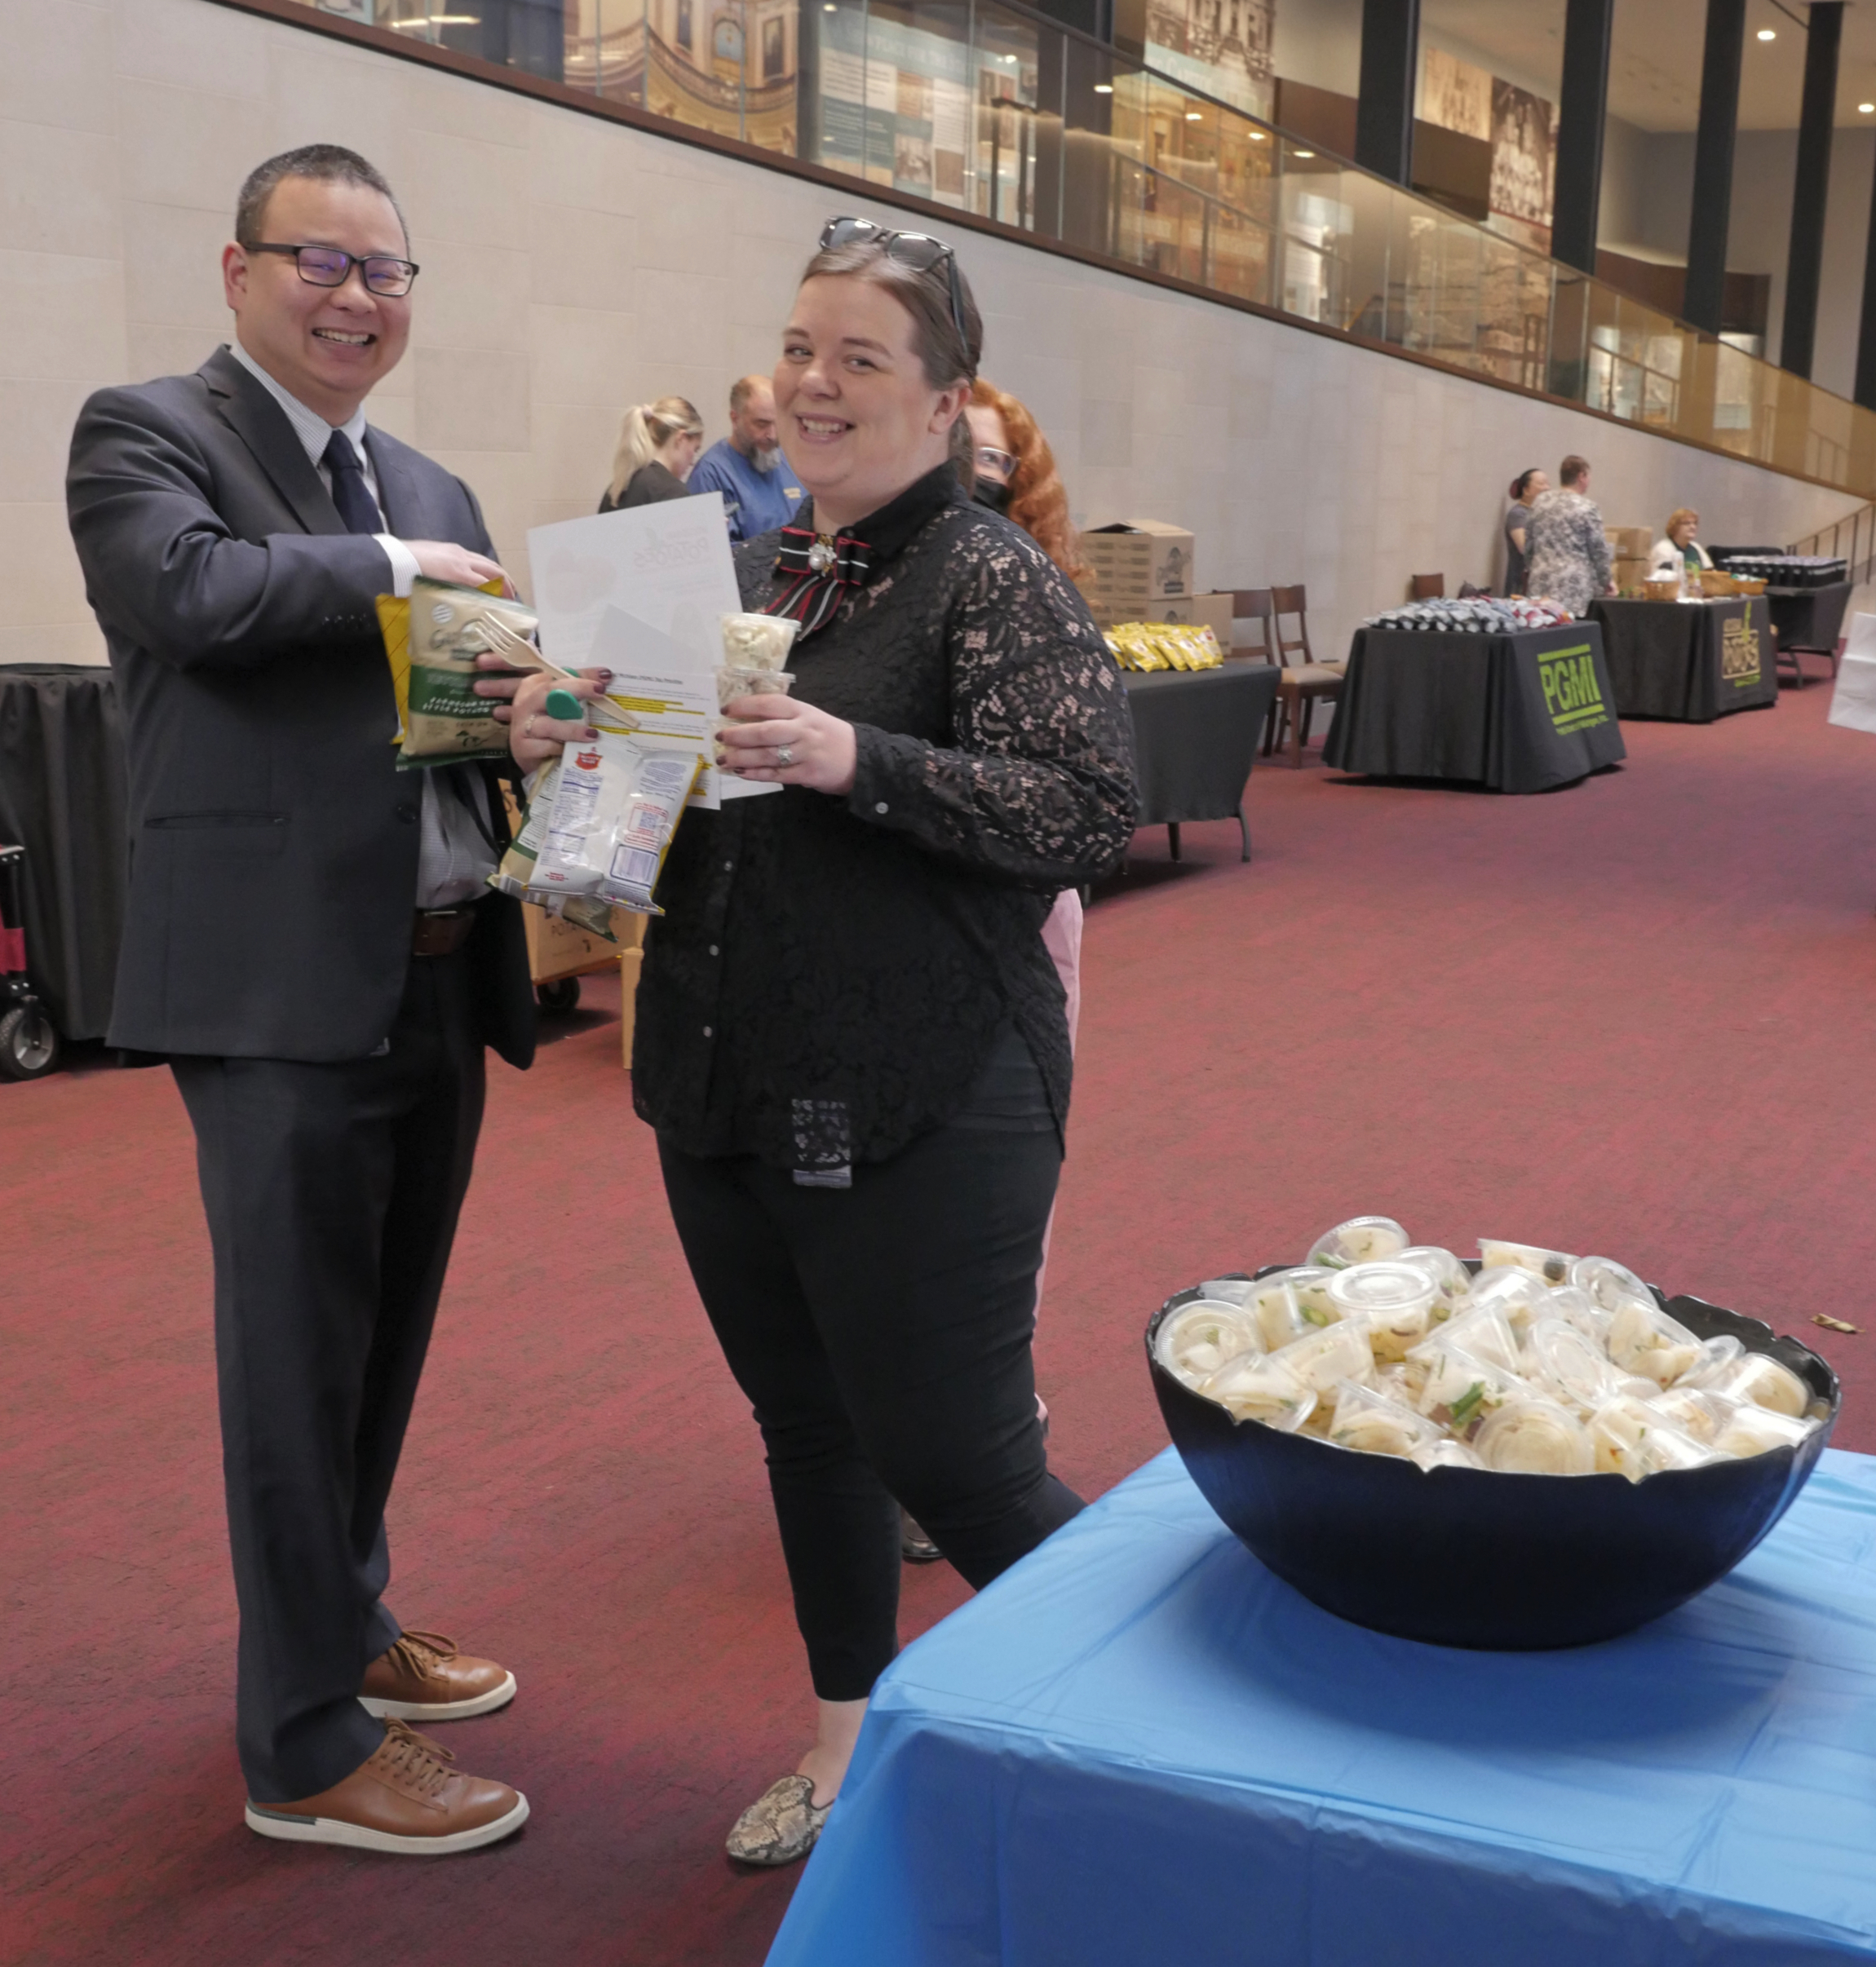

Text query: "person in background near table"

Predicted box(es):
[65, 145, 537, 1856]
[1524, 453, 1613, 618]
[509, 216, 1138, 1870]
[1649, 508, 1714, 586]
[1503, 467, 1547, 595]
[892, 377, 1088, 1570]
[598, 394, 703, 511]
[688, 374, 804, 541]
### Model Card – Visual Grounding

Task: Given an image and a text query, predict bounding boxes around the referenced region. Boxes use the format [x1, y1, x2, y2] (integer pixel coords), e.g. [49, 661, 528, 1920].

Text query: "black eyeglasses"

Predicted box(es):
[246, 242, 421, 297]
[819, 217, 972, 371]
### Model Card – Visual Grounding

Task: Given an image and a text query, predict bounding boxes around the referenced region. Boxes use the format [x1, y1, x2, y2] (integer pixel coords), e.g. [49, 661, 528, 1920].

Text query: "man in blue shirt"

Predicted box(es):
[688, 374, 804, 541]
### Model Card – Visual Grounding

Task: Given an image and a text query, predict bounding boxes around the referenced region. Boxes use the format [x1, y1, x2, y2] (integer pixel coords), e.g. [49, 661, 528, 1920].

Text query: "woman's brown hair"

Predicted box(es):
[970, 378, 1087, 578]
[797, 237, 982, 472]
[1665, 506, 1699, 540]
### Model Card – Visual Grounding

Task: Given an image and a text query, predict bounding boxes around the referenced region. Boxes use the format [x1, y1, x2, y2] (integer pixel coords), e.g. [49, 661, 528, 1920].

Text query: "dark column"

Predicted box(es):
[1781, 0, 1843, 378]
[1684, 0, 1746, 334]
[1551, 0, 1615, 275]
[1855, 147, 1876, 405]
[1355, 0, 1419, 185]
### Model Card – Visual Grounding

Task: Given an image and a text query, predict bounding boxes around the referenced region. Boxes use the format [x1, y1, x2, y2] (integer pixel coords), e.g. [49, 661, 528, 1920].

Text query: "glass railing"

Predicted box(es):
[288, 0, 1876, 500]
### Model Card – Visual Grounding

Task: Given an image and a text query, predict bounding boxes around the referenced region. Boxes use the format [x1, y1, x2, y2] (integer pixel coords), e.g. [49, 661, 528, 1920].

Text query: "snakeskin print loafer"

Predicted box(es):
[724, 1774, 830, 1867]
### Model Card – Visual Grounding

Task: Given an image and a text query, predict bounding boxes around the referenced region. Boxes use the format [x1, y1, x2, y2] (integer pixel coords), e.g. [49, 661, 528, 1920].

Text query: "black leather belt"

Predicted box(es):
[411, 906, 479, 957]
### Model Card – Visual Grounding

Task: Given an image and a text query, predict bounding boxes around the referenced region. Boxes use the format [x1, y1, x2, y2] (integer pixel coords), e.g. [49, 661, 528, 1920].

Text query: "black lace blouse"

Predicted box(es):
[631, 464, 1138, 1174]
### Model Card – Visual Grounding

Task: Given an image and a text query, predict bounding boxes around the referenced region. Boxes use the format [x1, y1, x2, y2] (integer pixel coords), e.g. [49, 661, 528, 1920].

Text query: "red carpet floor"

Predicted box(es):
[9, 679, 1876, 1965]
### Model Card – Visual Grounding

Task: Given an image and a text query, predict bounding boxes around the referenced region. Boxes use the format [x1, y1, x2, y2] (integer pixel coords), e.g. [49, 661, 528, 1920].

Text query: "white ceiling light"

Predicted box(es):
[1093, 82, 1113, 93]
[1757, 27, 1776, 40]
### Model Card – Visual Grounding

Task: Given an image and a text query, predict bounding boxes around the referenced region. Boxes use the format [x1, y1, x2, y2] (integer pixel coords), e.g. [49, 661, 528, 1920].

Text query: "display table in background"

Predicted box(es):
[0, 665, 126, 1041]
[1767, 581, 1855, 686]
[1321, 621, 1624, 792]
[1122, 658, 1281, 860]
[768, 1448, 1876, 1967]
[1588, 598, 1776, 720]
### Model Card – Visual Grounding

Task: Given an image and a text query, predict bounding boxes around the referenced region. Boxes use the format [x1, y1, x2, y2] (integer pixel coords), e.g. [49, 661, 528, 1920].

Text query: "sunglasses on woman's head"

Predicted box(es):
[818, 216, 973, 372]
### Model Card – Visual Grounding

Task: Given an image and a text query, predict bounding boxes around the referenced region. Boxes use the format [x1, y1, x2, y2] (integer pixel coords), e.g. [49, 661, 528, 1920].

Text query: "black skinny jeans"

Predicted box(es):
[658, 1045, 1083, 1700]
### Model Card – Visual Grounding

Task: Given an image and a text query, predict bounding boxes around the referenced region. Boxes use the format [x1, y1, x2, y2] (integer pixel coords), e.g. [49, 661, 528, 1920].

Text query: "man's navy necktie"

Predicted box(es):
[322, 429, 381, 535]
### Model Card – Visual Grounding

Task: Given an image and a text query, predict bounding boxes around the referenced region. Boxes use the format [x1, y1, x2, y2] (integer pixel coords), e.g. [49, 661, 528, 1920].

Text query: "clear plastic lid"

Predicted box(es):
[1683, 1334, 1745, 1388]
[1248, 1267, 1338, 1350]
[1462, 1266, 1551, 1328]
[1200, 1353, 1316, 1431]
[1327, 1380, 1444, 1458]
[1705, 1351, 1811, 1419]
[1197, 1277, 1258, 1306]
[1590, 1395, 1713, 1480]
[1569, 1254, 1655, 1312]
[1327, 1263, 1436, 1362]
[719, 612, 802, 669]
[1272, 1318, 1376, 1393]
[1413, 1342, 1531, 1439]
[1396, 1246, 1471, 1315]
[1307, 1216, 1409, 1269]
[1713, 1406, 1819, 1459]
[1154, 1301, 1260, 1386]
[1414, 1305, 1521, 1377]
[1479, 1238, 1577, 1286]
[1544, 1285, 1612, 1342]
[1524, 1315, 1624, 1412]
[1605, 1298, 1706, 1388]
[1644, 1386, 1735, 1446]
[1410, 1438, 1484, 1472]
[1474, 1397, 1595, 1475]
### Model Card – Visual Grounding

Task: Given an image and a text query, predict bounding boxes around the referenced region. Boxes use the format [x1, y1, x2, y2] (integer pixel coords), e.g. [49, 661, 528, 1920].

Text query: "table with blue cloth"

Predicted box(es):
[768, 1447, 1876, 1966]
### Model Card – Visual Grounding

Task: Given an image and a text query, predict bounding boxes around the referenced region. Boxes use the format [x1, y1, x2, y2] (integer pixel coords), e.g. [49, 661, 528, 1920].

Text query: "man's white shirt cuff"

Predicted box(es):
[378, 534, 419, 599]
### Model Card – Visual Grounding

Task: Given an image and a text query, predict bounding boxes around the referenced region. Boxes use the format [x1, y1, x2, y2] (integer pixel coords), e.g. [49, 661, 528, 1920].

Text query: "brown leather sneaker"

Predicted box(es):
[359, 1629, 516, 1722]
[246, 1721, 528, 1855]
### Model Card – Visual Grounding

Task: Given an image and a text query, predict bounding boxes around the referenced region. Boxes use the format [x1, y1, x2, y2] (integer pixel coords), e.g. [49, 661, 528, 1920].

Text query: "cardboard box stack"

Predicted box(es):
[1077, 519, 1242, 648]
[1605, 525, 1654, 596]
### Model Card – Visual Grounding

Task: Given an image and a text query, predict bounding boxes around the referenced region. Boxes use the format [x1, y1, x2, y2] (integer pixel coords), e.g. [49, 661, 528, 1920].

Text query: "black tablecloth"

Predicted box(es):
[1321, 623, 1626, 793]
[1588, 598, 1776, 721]
[1767, 581, 1854, 655]
[1122, 659, 1281, 827]
[0, 665, 127, 1040]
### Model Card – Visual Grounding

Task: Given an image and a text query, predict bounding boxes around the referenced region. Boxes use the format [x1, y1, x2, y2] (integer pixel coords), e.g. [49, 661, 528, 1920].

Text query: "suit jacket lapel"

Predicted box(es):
[201, 347, 346, 537]
[365, 431, 424, 539]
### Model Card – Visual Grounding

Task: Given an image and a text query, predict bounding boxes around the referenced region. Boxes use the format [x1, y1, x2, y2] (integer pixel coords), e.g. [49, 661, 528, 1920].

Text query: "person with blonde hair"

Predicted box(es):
[599, 394, 703, 511]
[1649, 508, 1713, 585]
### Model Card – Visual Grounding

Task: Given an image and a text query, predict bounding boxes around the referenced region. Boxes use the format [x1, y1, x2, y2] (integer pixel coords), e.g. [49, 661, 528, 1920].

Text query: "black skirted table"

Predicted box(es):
[1321, 621, 1626, 793]
[1122, 658, 1281, 860]
[1587, 598, 1776, 721]
[0, 665, 127, 1041]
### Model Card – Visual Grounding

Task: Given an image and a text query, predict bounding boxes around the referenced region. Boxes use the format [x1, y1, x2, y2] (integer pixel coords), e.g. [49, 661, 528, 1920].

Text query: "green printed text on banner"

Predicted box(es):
[1538, 643, 1609, 735]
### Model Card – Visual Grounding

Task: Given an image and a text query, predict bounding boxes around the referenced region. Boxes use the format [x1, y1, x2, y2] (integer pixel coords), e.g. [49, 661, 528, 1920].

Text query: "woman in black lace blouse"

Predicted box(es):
[513, 221, 1136, 1868]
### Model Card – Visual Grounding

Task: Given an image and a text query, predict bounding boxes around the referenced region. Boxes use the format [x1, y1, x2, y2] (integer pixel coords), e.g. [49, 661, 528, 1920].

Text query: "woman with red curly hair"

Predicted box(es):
[897, 379, 1094, 1567]
[967, 378, 1090, 578]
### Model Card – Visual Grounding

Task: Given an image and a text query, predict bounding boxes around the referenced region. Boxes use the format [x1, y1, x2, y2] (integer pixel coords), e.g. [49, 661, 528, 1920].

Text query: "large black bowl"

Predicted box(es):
[1148, 1274, 1840, 1649]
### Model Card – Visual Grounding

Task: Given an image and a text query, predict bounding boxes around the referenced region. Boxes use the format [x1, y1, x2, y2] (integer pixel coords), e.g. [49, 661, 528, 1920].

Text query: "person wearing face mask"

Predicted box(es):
[597, 394, 703, 511]
[893, 377, 1090, 1571]
[514, 219, 1137, 1871]
[688, 374, 805, 541]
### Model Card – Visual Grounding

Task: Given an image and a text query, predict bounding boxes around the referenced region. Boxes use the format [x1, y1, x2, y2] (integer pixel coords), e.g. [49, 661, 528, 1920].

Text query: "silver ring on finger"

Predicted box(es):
[776, 743, 795, 767]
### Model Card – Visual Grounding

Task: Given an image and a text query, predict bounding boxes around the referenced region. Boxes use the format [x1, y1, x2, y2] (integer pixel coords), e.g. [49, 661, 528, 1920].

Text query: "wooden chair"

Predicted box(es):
[1259, 584, 1343, 767]
[1410, 573, 1445, 599]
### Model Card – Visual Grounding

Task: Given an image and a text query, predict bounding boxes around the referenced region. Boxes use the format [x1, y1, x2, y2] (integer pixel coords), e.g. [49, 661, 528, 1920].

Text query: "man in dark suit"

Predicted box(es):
[67, 145, 551, 1854]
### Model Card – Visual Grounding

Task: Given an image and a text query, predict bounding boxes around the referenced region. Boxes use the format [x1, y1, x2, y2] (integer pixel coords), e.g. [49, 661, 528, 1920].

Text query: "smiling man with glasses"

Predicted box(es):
[66, 144, 538, 1858]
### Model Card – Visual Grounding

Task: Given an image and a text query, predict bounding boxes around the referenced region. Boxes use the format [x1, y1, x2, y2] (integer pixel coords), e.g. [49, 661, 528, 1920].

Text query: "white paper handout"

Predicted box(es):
[587, 607, 723, 809]
[528, 493, 778, 800]
[1828, 614, 1876, 736]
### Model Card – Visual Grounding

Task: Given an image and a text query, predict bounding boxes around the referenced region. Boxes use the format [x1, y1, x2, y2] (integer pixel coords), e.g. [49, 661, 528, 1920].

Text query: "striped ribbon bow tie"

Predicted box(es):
[767, 527, 871, 639]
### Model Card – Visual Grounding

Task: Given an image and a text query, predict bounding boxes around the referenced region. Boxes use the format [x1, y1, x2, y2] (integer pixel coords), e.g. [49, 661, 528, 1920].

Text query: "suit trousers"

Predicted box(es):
[170, 948, 486, 1802]
[658, 1105, 1084, 1703]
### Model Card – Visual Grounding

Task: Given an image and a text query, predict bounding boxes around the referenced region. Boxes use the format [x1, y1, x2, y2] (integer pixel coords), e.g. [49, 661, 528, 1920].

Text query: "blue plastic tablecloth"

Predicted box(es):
[767, 1448, 1876, 1966]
